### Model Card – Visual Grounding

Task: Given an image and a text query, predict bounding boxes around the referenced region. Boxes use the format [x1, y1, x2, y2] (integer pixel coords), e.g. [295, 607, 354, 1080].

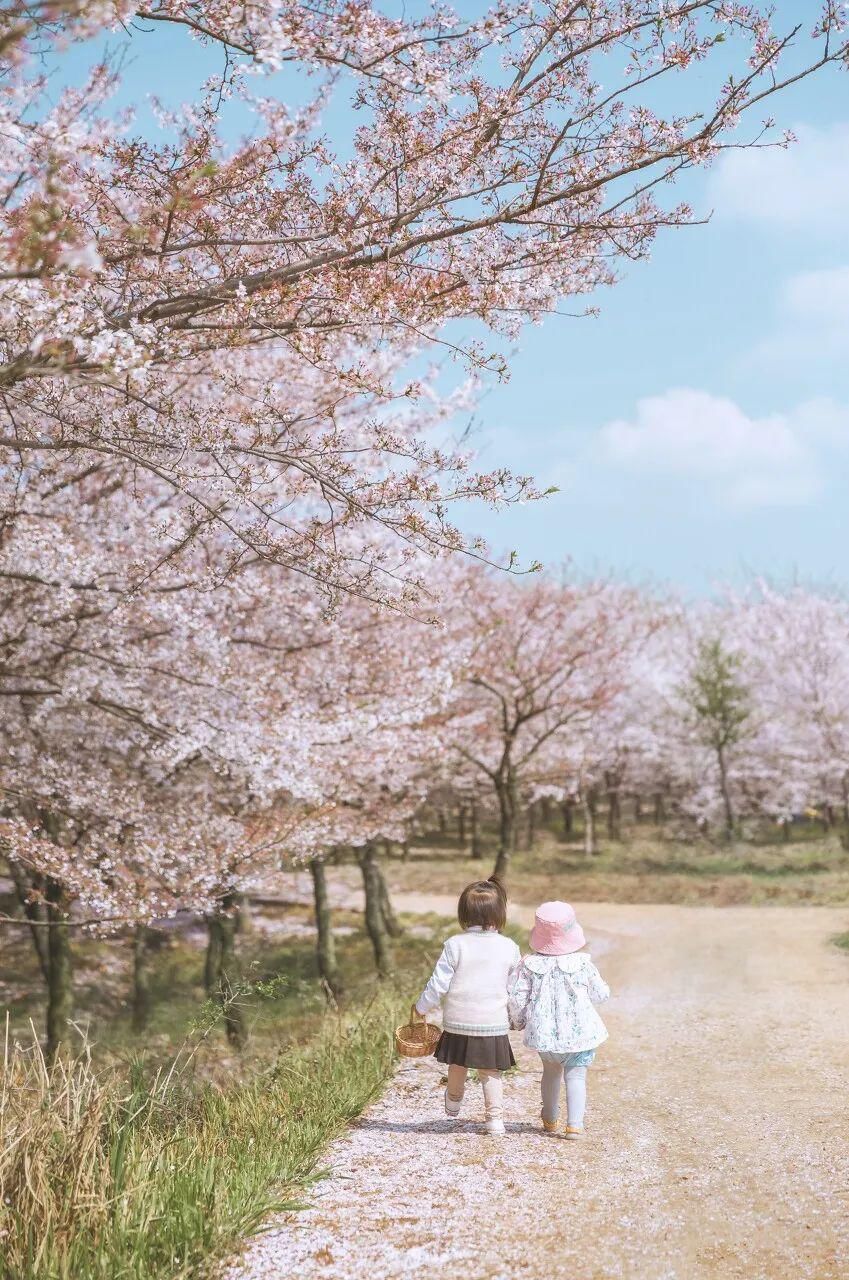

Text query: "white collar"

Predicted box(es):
[524, 952, 588, 973]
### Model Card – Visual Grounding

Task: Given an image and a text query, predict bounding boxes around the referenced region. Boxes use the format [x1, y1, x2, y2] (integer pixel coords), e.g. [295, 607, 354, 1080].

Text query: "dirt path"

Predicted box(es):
[228, 900, 849, 1280]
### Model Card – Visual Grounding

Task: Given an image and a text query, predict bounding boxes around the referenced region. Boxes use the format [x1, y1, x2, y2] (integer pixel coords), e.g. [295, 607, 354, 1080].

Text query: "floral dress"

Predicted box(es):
[508, 952, 610, 1055]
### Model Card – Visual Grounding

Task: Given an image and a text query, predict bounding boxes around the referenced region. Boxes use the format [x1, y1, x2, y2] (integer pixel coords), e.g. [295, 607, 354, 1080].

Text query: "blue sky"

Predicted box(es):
[463, 90, 849, 595]
[55, 7, 849, 594]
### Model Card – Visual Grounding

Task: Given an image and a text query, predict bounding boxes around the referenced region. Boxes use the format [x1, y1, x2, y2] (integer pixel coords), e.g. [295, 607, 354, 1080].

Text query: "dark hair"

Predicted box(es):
[457, 874, 507, 931]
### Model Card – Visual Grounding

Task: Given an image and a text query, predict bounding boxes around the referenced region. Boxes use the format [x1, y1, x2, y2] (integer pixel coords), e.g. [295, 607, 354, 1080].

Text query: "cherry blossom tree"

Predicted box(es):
[2, 2, 846, 606]
[0, 454, 457, 1048]
[443, 569, 651, 876]
[0, 460, 348, 1046]
[639, 594, 828, 841]
[721, 585, 849, 836]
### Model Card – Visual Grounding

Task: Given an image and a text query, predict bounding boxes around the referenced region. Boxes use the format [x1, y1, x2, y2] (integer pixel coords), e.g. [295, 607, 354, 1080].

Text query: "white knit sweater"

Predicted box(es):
[416, 928, 521, 1036]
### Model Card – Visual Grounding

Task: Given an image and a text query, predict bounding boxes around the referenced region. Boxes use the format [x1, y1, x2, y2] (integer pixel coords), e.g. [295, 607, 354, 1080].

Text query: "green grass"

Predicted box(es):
[386, 826, 849, 906]
[1, 990, 414, 1280]
[833, 932, 849, 953]
[0, 904, 446, 1280]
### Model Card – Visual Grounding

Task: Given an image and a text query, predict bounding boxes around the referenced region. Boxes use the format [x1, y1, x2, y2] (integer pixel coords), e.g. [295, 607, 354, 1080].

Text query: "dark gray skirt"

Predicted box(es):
[435, 1031, 515, 1070]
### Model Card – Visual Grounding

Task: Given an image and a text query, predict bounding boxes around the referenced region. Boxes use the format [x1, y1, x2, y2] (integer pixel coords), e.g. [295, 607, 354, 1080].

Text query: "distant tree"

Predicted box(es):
[446, 572, 649, 877]
[684, 638, 752, 841]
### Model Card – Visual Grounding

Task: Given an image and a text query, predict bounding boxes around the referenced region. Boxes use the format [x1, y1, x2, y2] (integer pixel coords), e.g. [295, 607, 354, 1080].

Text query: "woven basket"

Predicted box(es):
[395, 1005, 440, 1058]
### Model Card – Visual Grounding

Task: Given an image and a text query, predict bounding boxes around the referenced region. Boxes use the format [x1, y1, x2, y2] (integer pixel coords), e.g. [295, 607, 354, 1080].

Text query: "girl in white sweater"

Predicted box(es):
[415, 875, 520, 1136]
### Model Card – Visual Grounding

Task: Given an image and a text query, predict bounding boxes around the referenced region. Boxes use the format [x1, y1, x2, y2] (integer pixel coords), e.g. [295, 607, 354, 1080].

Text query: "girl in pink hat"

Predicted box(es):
[508, 901, 609, 1139]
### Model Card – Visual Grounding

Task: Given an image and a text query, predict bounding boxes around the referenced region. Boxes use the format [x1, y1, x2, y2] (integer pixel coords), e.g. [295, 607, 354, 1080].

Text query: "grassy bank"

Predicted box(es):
[1, 993, 412, 1280]
[0, 909, 444, 1280]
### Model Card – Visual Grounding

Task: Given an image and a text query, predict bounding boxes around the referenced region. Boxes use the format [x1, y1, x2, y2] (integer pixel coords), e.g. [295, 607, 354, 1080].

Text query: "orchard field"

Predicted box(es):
[2, 2, 849, 1279]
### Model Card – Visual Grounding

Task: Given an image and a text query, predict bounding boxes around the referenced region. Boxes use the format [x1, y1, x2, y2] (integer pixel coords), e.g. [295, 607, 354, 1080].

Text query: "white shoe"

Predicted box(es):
[444, 1089, 462, 1118]
[485, 1118, 506, 1136]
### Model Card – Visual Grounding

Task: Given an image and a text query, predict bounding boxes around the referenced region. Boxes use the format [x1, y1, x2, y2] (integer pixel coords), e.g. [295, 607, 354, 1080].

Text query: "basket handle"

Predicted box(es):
[410, 1003, 425, 1024]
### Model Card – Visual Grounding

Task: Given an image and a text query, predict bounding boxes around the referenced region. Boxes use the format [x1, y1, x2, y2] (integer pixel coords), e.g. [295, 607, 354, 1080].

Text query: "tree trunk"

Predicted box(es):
[782, 819, 791, 843]
[238, 892, 254, 936]
[204, 915, 222, 999]
[840, 775, 849, 848]
[493, 773, 517, 878]
[524, 802, 537, 851]
[217, 893, 246, 1048]
[437, 809, 448, 838]
[653, 791, 666, 824]
[310, 860, 341, 1000]
[605, 772, 622, 841]
[470, 798, 483, 860]
[378, 864, 403, 937]
[358, 844, 392, 976]
[8, 862, 49, 982]
[540, 796, 552, 826]
[205, 895, 247, 1047]
[457, 805, 466, 848]
[560, 797, 574, 840]
[132, 924, 153, 1033]
[633, 793, 643, 823]
[582, 794, 598, 857]
[716, 744, 735, 841]
[45, 878, 72, 1061]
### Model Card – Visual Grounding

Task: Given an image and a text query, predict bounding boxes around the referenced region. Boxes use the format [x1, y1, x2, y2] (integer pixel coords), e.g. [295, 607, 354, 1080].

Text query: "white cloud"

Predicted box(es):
[598, 388, 849, 508]
[709, 123, 849, 234]
[781, 264, 849, 327]
[749, 264, 849, 368]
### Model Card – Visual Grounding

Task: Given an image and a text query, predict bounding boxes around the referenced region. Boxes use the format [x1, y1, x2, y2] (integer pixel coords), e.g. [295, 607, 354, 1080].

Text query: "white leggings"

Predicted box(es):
[446, 1064, 504, 1121]
[540, 1059, 588, 1128]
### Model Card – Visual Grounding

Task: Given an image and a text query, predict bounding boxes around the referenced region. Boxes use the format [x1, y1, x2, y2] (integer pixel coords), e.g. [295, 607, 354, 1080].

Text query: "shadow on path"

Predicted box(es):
[353, 1117, 550, 1138]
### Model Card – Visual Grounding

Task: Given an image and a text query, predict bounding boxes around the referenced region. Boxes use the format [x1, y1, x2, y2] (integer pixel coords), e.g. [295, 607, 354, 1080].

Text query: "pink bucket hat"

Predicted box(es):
[529, 901, 586, 955]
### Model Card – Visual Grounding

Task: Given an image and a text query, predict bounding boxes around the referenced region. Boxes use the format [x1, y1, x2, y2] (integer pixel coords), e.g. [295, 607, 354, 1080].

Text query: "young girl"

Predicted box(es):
[509, 900, 609, 1139]
[415, 875, 520, 1136]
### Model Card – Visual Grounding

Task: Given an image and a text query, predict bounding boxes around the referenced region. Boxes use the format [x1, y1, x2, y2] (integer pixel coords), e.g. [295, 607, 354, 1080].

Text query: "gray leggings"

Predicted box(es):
[540, 1058, 588, 1127]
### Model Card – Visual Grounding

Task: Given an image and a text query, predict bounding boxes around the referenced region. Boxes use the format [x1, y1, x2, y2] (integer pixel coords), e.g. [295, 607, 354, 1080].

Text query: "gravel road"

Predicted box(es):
[227, 899, 849, 1280]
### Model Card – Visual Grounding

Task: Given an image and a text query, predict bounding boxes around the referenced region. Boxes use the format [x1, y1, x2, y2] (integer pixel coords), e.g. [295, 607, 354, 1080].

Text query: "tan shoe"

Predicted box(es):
[564, 1125, 584, 1140]
[541, 1110, 559, 1134]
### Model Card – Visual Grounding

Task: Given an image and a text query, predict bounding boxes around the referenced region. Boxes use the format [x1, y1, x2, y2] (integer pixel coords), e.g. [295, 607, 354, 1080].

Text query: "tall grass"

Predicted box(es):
[0, 990, 407, 1280]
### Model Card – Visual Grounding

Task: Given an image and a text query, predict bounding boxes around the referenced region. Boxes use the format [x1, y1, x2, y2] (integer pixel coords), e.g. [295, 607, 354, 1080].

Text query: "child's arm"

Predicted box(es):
[507, 960, 531, 1030]
[584, 959, 610, 1003]
[415, 941, 457, 1016]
